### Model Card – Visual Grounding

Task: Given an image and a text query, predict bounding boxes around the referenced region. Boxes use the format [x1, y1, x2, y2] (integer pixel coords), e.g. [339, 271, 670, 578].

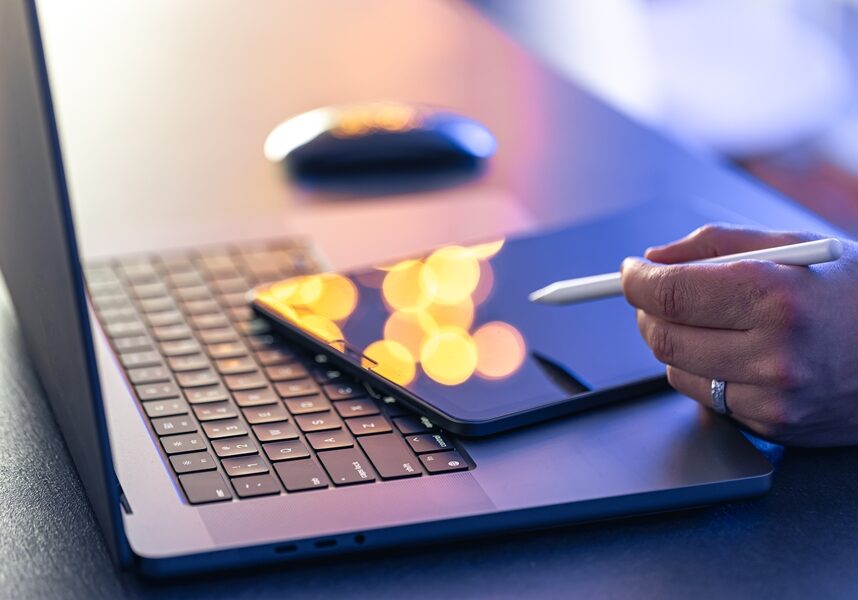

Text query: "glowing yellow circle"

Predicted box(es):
[420, 327, 478, 386]
[305, 273, 358, 321]
[381, 259, 432, 312]
[473, 321, 527, 380]
[424, 297, 474, 331]
[467, 239, 505, 260]
[362, 339, 416, 386]
[421, 246, 481, 306]
[383, 310, 435, 360]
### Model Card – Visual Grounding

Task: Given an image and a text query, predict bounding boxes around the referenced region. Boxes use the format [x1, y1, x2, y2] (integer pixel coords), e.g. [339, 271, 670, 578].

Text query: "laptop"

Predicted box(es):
[3, 0, 832, 576]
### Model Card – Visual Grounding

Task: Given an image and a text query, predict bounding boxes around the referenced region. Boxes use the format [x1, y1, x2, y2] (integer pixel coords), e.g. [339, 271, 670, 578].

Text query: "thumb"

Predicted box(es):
[644, 223, 819, 264]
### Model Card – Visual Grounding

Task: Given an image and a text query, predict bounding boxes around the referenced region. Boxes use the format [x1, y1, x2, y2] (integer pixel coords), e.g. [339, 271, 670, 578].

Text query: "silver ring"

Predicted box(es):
[711, 379, 730, 415]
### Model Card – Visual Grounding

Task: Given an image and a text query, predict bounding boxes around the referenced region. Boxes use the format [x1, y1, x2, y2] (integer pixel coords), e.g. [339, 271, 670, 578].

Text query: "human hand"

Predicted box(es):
[620, 224, 858, 446]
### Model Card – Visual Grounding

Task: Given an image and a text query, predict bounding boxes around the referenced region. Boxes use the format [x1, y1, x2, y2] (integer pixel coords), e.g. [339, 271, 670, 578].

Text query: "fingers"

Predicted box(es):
[621, 256, 794, 329]
[665, 366, 783, 428]
[644, 223, 818, 264]
[636, 311, 772, 383]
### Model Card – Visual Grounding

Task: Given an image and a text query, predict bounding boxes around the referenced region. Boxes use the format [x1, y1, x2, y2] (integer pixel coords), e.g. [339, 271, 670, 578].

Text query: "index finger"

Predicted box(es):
[620, 257, 787, 329]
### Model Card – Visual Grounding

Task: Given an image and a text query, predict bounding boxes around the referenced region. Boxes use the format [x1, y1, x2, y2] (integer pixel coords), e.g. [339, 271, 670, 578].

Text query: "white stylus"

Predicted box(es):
[529, 238, 844, 306]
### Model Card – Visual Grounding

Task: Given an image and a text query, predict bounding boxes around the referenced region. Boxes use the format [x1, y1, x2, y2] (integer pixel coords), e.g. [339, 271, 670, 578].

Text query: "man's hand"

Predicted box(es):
[620, 224, 858, 446]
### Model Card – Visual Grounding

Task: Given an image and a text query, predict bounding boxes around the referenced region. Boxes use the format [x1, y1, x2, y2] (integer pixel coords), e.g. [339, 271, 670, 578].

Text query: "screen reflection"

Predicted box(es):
[254, 239, 526, 388]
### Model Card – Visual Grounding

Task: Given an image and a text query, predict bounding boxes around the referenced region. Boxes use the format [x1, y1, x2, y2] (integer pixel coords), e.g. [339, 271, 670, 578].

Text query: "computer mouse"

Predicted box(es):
[263, 102, 497, 183]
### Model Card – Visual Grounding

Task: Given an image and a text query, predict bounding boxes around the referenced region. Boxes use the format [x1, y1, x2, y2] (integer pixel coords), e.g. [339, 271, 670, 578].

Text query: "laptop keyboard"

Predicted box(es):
[85, 239, 472, 504]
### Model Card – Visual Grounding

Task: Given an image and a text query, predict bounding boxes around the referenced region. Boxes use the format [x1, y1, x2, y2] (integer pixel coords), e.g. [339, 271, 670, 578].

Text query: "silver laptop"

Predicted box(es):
[1, 0, 819, 576]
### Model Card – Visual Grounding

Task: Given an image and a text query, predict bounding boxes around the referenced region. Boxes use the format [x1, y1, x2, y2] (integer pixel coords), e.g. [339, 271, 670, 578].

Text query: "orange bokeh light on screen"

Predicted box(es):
[421, 245, 480, 305]
[474, 321, 526, 379]
[420, 327, 478, 386]
[381, 259, 432, 312]
[362, 339, 416, 386]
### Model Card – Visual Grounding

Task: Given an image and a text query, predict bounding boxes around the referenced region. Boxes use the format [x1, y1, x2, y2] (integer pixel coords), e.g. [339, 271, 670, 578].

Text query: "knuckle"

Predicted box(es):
[653, 269, 688, 320]
[767, 284, 805, 332]
[766, 351, 806, 390]
[647, 320, 677, 364]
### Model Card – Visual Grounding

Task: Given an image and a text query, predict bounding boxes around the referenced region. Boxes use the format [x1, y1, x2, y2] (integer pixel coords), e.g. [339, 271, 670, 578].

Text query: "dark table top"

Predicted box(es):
[3, 279, 857, 599]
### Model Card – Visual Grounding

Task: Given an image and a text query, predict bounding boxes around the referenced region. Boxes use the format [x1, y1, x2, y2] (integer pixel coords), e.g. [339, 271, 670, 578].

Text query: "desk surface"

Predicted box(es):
[2, 279, 857, 599]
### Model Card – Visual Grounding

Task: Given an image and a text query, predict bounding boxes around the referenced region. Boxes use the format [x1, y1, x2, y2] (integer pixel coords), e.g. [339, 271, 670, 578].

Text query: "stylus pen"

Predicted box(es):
[529, 238, 844, 305]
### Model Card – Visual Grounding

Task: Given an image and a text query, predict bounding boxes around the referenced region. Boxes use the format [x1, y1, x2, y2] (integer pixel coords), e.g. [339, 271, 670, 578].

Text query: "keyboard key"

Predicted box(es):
[161, 432, 206, 454]
[393, 415, 436, 435]
[179, 471, 232, 504]
[93, 295, 132, 311]
[98, 306, 138, 322]
[218, 291, 250, 307]
[255, 347, 296, 366]
[189, 313, 229, 330]
[345, 415, 392, 436]
[333, 398, 379, 418]
[252, 422, 299, 442]
[127, 365, 171, 385]
[120, 263, 159, 284]
[225, 372, 267, 391]
[145, 310, 184, 327]
[211, 436, 257, 458]
[105, 320, 146, 338]
[136, 381, 180, 401]
[181, 299, 221, 315]
[232, 387, 279, 407]
[274, 459, 329, 492]
[275, 379, 319, 399]
[198, 327, 238, 345]
[174, 285, 212, 302]
[265, 363, 308, 382]
[226, 306, 254, 322]
[318, 447, 376, 486]
[151, 323, 192, 342]
[323, 382, 364, 401]
[193, 401, 238, 421]
[113, 335, 153, 353]
[138, 296, 176, 314]
[184, 384, 230, 404]
[168, 353, 211, 372]
[215, 356, 258, 375]
[176, 369, 220, 388]
[310, 366, 349, 384]
[212, 277, 247, 294]
[129, 282, 169, 299]
[143, 398, 188, 418]
[206, 341, 247, 359]
[295, 412, 343, 433]
[232, 474, 280, 498]
[197, 254, 241, 278]
[221, 455, 269, 478]
[306, 430, 354, 451]
[419, 451, 468, 474]
[160, 338, 201, 357]
[263, 440, 310, 462]
[358, 434, 421, 480]
[243, 403, 289, 425]
[165, 271, 204, 288]
[120, 350, 161, 369]
[283, 395, 330, 415]
[202, 418, 248, 439]
[170, 451, 217, 474]
[152, 415, 197, 436]
[405, 433, 453, 454]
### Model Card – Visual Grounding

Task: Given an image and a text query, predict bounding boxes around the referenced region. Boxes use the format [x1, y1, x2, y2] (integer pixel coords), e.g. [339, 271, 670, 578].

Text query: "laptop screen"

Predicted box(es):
[0, 0, 127, 563]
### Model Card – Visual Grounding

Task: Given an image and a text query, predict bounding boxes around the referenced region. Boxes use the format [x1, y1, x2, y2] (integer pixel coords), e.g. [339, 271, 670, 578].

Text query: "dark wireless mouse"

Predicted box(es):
[263, 102, 497, 184]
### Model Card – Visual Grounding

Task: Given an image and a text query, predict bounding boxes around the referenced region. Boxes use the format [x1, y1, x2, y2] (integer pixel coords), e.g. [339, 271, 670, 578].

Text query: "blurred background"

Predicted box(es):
[476, 0, 858, 234]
